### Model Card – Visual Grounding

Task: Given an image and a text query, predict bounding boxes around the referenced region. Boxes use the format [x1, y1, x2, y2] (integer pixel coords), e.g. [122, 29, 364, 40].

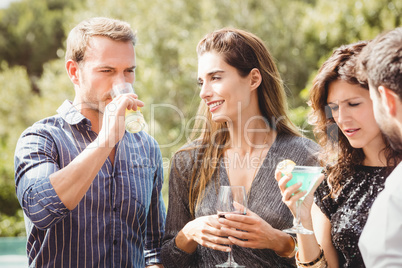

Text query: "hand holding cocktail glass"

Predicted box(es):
[110, 82, 146, 133]
[276, 160, 324, 234]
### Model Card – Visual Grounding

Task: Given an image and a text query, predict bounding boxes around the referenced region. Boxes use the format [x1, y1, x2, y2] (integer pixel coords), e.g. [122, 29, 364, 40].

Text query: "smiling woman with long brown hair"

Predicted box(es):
[161, 28, 319, 268]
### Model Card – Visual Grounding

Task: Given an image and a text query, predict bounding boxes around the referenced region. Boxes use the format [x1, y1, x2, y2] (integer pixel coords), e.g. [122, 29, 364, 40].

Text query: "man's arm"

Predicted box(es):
[49, 100, 130, 210]
[15, 96, 133, 227]
[14, 122, 120, 228]
[49, 135, 114, 210]
[15, 127, 70, 228]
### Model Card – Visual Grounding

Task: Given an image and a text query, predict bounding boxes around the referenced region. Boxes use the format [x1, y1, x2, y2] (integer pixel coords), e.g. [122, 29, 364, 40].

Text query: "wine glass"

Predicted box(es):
[282, 166, 323, 234]
[110, 82, 146, 133]
[216, 186, 247, 268]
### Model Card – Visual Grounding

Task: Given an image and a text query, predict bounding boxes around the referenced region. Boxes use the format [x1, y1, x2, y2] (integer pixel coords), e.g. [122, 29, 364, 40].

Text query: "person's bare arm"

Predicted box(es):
[311, 204, 339, 267]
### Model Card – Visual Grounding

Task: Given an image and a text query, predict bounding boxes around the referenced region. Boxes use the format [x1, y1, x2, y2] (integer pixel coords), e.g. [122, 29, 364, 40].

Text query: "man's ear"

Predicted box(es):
[379, 86, 399, 117]
[66, 60, 80, 85]
[249, 68, 262, 91]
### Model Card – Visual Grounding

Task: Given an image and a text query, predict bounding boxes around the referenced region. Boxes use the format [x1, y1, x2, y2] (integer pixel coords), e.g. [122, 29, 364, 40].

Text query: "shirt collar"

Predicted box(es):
[57, 100, 90, 126]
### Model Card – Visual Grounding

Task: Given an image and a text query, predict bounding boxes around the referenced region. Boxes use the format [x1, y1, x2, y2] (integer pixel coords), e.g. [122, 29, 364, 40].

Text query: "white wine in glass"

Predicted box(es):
[216, 186, 247, 268]
[110, 82, 146, 133]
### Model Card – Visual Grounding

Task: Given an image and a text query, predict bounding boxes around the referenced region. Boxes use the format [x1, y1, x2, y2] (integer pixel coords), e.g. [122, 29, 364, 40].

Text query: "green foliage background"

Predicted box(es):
[0, 0, 400, 236]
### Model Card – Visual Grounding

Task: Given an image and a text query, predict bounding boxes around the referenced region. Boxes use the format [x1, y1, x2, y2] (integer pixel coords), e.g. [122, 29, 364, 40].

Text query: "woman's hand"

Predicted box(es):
[217, 208, 289, 253]
[275, 170, 324, 225]
[177, 215, 231, 253]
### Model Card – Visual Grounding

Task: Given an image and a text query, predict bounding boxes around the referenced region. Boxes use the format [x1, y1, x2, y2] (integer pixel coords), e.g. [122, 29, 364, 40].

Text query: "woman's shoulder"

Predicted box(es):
[168, 140, 208, 185]
[273, 134, 320, 166]
[170, 140, 204, 168]
[314, 178, 336, 217]
[173, 140, 202, 157]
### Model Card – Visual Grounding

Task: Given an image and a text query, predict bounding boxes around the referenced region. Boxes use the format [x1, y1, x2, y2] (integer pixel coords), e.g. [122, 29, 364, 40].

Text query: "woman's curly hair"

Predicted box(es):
[309, 41, 401, 197]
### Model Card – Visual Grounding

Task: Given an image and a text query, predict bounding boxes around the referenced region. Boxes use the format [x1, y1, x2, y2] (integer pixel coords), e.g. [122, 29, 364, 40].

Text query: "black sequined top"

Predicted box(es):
[314, 165, 390, 268]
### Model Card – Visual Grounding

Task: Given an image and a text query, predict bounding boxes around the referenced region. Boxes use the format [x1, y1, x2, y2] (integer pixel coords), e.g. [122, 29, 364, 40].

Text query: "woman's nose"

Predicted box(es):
[199, 82, 212, 100]
[337, 106, 351, 124]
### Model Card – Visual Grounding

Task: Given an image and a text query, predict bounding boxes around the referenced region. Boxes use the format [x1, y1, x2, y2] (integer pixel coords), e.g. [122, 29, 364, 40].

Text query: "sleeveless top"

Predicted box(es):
[315, 165, 390, 268]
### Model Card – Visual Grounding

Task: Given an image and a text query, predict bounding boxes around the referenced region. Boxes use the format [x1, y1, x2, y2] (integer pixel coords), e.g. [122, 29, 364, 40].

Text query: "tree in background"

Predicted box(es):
[0, 0, 81, 93]
[0, 0, 400, 236]
[0, 0, 80, 236]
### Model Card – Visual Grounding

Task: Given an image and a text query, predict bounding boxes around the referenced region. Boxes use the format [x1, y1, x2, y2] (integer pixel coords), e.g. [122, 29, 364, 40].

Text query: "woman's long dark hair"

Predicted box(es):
[309, 41, 401, 197]
[182, 28, 300, 217]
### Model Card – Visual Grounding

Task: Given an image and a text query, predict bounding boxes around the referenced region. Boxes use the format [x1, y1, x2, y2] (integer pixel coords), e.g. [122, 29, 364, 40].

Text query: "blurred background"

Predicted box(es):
[0, 0, 400, 265]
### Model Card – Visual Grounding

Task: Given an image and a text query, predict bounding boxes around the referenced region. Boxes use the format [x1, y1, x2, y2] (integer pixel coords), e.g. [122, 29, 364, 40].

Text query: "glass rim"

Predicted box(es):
[219, 185, 246, 189]
[292, 166, 323, 172]
[110, 82, 135, 98]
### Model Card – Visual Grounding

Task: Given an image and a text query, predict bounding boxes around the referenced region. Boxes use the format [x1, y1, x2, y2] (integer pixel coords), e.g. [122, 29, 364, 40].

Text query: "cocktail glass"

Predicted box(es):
[282, 166, 323, 235]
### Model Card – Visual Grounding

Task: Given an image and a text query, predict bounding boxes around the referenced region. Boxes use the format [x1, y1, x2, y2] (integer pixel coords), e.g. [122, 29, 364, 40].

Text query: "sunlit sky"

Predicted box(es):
[0, 0, 21, 9]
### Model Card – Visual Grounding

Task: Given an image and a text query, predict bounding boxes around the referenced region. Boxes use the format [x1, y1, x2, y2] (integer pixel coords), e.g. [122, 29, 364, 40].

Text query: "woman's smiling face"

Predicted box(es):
[197, 51, 254, 124]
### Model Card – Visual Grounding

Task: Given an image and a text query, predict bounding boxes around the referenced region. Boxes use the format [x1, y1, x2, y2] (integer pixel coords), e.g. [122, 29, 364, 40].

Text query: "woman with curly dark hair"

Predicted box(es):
[277, 41, 401, 268]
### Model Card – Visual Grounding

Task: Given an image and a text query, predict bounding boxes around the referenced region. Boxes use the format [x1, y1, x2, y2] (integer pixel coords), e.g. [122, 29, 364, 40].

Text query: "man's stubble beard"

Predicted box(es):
[78, 68, 109, 115]
[375, 104, 402, 152]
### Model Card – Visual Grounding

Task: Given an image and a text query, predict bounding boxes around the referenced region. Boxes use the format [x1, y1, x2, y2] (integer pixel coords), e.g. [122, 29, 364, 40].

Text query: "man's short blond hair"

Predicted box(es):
[65, 17, 137, 63]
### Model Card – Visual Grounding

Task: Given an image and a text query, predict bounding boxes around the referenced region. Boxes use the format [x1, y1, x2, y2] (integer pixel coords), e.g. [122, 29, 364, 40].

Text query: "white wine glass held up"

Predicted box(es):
[110, 82, 146, 133]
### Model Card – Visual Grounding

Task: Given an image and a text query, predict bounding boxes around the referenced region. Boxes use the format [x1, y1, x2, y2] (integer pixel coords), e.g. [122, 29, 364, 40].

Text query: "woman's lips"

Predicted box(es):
[208, 100, 224, 112]
[344, 128, 360, 137]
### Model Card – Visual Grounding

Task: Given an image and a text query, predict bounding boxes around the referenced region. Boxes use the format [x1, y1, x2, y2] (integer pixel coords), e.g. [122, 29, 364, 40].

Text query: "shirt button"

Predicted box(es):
[113, 207, 117, 212]
[113, 240, 117, 245]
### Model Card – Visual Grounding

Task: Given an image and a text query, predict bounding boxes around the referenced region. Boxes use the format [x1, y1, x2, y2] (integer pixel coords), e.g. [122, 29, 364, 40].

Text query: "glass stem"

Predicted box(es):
[227, 245, 234, 264]
[295, 199, 303, 227]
